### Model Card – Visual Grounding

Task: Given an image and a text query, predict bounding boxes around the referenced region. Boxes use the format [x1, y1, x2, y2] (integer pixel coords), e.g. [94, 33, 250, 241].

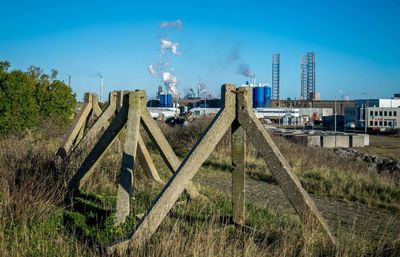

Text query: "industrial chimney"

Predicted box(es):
[100, 75, 104, 102]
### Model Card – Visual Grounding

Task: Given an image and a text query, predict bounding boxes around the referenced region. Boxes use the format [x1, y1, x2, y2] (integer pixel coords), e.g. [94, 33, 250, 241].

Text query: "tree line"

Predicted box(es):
[0, 61, 77, 134]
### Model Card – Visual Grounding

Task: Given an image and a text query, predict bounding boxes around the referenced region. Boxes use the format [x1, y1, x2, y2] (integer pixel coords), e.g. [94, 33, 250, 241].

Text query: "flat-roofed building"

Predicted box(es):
[366, 107, 400, 131]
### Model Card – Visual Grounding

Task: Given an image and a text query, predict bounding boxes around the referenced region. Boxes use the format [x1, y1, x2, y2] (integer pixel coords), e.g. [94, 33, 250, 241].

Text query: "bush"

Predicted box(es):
[0, 69, 39, 134]
[0, 61, 76, 135]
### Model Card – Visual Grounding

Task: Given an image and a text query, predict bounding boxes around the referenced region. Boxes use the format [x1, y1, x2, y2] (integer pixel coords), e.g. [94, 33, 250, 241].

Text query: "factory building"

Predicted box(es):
[344, 99, 400, 131]
[254, 107, 332, 125]
[270, 99, 354, 115]
[366, 107, 399, 131]
[300, 52, 316, 100]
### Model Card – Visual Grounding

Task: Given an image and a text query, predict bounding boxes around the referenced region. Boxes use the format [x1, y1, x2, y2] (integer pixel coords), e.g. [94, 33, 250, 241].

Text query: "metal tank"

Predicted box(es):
[167, 93, 173, 107]
[159, 93, 167, 107]
[264, 86, 272, 107]
[252, 86, 266, 108]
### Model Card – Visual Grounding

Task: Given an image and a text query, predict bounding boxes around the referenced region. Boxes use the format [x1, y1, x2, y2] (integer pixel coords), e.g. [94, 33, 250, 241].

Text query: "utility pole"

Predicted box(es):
[100, 75, 104, 102]
[278, 98, 281, 127]
[334, 90, 343, 133]
[362, 93, 368, 134]
[334, 96, 337, 133]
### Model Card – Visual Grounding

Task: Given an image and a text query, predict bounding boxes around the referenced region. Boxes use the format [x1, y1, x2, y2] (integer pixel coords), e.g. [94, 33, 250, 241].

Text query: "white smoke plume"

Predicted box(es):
[162, 72, 177, 85]
[237, 63, 253, 77]
[147, 64, 157, 77]
[162, 72, 178, 95]
[160, 19, 183, 30]
[160, 39, 180, 55]
[168, 84, 178, 95]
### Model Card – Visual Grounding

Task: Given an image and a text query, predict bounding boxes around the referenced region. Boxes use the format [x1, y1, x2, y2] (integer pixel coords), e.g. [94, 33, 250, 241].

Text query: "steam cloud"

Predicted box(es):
[160, 19, 183, 30]
[148, 20, 183, 96]
[161, 72, 178, 95]
[160, 39, 180, 55]
[147, 64, 157, 77]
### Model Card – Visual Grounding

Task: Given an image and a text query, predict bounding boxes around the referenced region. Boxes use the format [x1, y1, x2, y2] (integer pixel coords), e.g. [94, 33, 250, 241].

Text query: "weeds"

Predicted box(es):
[0, 119, 399, 256]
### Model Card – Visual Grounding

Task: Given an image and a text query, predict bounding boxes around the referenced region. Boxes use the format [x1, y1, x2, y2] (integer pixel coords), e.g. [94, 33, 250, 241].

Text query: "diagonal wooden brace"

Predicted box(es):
[58, 93, 94, 158]
[236, 86, 337, 246]
[137, 135, 163, 185]
[70, 91, 118, 156]
[140, 103, 200, 199]
[66, 94, 130, 196]
[107, 84, 237, 253]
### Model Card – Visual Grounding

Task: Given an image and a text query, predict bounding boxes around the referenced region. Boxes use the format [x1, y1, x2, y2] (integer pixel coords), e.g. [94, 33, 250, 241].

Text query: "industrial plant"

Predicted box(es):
[142, 51, 400, 136]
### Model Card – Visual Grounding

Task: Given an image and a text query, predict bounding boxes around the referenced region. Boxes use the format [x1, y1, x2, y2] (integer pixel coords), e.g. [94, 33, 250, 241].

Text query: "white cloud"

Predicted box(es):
[160, 19, 182, 30]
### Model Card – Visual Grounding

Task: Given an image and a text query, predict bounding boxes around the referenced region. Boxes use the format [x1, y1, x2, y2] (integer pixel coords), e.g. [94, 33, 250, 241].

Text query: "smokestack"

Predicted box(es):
[68, 75, 71, 88]
[100, 75, 104, 102]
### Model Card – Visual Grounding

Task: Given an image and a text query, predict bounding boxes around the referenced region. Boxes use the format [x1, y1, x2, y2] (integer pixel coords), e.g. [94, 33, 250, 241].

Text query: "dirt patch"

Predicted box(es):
[194, 170, 400, 241]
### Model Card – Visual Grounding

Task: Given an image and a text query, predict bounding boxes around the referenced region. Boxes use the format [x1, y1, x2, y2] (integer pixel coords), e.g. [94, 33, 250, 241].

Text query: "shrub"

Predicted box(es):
[0, 70, 39, 133]
[0, 61, 76, 135]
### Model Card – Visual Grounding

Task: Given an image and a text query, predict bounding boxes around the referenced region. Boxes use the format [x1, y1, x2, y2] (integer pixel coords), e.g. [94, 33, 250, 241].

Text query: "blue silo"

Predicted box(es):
[160, 93, 167, 107]
[167, 93, 173, 107]
[264, 86, 272, 107]
[252, 86, 266, 108]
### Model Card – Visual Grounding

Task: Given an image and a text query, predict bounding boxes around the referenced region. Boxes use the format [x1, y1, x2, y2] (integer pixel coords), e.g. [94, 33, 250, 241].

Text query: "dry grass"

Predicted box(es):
[355, 135, 400, 160]
[161, 117, 400, 212]
[0, 119, 399, 256]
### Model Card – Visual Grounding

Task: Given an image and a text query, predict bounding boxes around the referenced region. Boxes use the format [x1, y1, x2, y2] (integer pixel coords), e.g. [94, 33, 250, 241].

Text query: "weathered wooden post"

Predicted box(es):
[232, 122, 246, 225]
[115, 91, 143, 225]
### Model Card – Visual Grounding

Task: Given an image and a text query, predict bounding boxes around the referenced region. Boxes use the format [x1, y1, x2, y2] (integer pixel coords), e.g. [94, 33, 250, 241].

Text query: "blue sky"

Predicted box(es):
[1, 0, 399, 100]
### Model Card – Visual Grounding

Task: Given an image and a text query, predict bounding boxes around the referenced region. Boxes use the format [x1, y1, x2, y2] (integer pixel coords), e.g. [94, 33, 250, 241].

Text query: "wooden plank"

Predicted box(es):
[58, 93, 93, 158]
[107, 84, 236, 253]
[115, 91, 143, 225]
[231, 122, 246, 225]
[140, 105, 200, 199]
[236, 86, 337, 246]
[116, 91, 124, 112]
[92, 94, 103, 118]
[66, 95, 129, 196]
[137, 135, 163, 185]
[74, 118, 87, 146]
[70, 92, 117, 154]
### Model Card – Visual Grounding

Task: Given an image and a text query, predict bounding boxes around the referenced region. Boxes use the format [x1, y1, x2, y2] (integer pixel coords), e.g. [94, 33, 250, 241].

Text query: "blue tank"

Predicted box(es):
[167, 93, 173, 107]
[264, 86, 272, 107]
[160, 93, 166, 107]
[252, 86, 265, 108]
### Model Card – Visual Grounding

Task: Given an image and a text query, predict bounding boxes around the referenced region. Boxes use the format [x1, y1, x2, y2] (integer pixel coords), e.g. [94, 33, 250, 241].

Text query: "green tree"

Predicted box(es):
[35, 79, 77, 121]
[0, 61, 77, 134]
[0, 70, 39, 133]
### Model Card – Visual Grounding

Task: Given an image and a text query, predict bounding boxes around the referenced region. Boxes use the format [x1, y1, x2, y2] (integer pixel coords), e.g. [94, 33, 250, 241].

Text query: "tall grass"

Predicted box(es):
[0, 119, 399, 256]
[160, 117, 400, 213]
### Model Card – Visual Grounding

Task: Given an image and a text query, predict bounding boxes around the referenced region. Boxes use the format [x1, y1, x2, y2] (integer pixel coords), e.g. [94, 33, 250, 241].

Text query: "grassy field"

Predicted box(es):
[0, 119, 399, 256]
[355, 135, 400, 160]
